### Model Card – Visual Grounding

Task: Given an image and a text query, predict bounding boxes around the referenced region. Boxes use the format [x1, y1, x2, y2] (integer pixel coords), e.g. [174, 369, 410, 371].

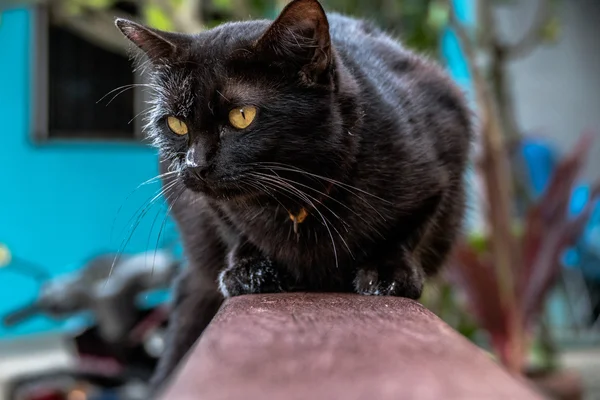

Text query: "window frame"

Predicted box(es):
[30, 5, 147, 144]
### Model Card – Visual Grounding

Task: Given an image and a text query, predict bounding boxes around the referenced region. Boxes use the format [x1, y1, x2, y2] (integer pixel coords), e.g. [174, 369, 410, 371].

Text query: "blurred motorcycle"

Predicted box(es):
[1, 249, 180, 400]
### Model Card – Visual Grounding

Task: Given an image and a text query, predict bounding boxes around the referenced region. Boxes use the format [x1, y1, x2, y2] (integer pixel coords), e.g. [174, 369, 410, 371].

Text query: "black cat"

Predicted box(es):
[116, 0, 472, 391]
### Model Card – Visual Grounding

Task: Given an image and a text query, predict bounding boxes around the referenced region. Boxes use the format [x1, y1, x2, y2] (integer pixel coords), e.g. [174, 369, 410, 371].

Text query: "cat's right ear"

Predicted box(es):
[255, 0, 331, 84]
[115, 19, 186, 61]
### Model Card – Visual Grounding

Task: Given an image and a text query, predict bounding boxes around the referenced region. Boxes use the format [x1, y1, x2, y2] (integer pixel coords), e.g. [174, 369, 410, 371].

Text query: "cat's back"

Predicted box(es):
[328, 14, 407, 65]
[327, 14, 420, 97]
[328, 13, 471, 166]
[328, 13, 465, 105]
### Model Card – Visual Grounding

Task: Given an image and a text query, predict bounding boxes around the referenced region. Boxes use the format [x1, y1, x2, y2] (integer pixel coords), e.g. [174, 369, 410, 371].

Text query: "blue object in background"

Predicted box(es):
[441, 0, 474, 94]
[520, 139, 557, 197]
[441, 0, 482, 235]
[0, 9, 175, 339]
[519, 137, 600, 280]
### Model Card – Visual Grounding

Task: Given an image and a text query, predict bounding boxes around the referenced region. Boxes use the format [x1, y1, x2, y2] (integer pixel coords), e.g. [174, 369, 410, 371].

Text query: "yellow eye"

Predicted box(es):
[167, 116, 188, 136]
[228, 106, 257, 130]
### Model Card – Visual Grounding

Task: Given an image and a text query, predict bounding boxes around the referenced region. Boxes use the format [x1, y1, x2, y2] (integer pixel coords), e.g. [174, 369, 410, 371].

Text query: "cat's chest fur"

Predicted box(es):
[216, 195, 374, 271]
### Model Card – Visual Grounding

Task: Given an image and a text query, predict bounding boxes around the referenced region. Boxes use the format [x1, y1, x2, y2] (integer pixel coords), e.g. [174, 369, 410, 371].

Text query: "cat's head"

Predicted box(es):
[116, 0, 359, 200]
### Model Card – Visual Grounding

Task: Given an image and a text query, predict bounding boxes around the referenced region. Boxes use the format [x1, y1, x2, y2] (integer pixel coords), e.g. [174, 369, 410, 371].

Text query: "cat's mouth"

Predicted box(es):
[180, 170, 257, 201]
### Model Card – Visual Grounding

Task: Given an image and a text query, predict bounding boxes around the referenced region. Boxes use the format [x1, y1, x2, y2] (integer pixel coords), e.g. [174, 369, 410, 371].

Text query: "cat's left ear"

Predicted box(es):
[115, 18, 188, 62]
[255, 0, 331, 84]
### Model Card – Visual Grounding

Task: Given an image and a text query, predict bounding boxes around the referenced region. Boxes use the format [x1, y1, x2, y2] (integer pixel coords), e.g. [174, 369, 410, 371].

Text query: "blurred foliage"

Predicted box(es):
[321, 0, 445, 52]
[144, 4, 175, 31]
[420, 277, 482, 343]
[1, 0, 449, 56]
[448, 134, 600, 374]
[6, 0, 560, 61]
[201, 0, 446, 52]
[540, 15, 561, 43]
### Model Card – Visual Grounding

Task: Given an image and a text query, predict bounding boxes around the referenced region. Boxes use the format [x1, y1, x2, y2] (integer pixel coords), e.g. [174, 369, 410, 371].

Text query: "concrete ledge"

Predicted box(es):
[160, 293, 542, 400]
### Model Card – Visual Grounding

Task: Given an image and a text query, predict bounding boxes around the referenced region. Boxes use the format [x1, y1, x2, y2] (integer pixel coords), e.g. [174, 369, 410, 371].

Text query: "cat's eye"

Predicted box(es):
[167, 116, 189, 136]
[228, 106, 257, 130]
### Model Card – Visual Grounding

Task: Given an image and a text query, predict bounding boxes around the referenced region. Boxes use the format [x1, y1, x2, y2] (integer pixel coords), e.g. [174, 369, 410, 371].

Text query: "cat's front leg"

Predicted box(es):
[218, 242, 289, 297]
[150, 267, 223, 392]
[354, 246, 425, 299]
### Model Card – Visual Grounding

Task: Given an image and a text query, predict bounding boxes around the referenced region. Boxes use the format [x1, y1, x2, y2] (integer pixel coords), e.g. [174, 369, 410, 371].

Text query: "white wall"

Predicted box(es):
[494, 0, 600, 180]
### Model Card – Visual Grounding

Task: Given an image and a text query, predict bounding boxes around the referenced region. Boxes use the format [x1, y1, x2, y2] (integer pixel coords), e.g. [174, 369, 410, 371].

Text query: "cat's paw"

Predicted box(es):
[381, 268, 424, 299]
[353, 268, 382, 295]
[353, 267, 424, 299]
[218, 257, 284, 298]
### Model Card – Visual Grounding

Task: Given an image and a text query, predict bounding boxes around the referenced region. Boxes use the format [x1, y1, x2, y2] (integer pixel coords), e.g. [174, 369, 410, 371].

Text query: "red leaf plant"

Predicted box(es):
[448, 134, 600, 374]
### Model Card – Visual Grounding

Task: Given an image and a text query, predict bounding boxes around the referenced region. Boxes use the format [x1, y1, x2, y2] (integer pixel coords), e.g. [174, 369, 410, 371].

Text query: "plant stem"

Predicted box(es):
[447, 0, 524, 374]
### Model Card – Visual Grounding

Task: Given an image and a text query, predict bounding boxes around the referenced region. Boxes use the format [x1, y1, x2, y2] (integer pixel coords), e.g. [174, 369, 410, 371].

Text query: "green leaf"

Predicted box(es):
[213, 0, 233, 10]
[426, 0, 449, 33]
[467, 231, 488, 253]
[144, 4, 175, 31]
[540, 17, 561, 44]
[84, 0, 115, 10]
[64, 0, 115, 13]
[64, 1, 83, 15]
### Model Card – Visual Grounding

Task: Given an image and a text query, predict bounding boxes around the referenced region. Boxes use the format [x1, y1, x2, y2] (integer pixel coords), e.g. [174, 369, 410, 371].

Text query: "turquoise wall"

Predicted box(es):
[441, 0, 482, 234]
[441, 0, 474, 91]
[0, 8, 171, 338]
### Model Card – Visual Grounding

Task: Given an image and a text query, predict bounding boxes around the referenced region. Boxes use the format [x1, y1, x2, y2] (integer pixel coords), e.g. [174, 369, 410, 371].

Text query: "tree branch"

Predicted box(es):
[477, 0, 522, 140]
[504, 0, 551, 60]
[447, 0, 524, 373]
[152, 0, 203, 33]
[181, 0, 204, 27]
[477, 0, 498, 51]
[49, 2, 133, 56]
[229, 0, 252, 20]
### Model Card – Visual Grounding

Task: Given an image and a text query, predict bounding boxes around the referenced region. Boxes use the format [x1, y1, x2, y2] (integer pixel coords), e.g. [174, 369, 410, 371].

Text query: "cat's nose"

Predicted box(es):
[188, 165, 210, 180]
[185, 147, 211, 179]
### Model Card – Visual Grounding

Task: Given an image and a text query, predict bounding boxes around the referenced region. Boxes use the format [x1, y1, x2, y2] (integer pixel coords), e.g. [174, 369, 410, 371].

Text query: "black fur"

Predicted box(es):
[116, 0, 472, 392]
